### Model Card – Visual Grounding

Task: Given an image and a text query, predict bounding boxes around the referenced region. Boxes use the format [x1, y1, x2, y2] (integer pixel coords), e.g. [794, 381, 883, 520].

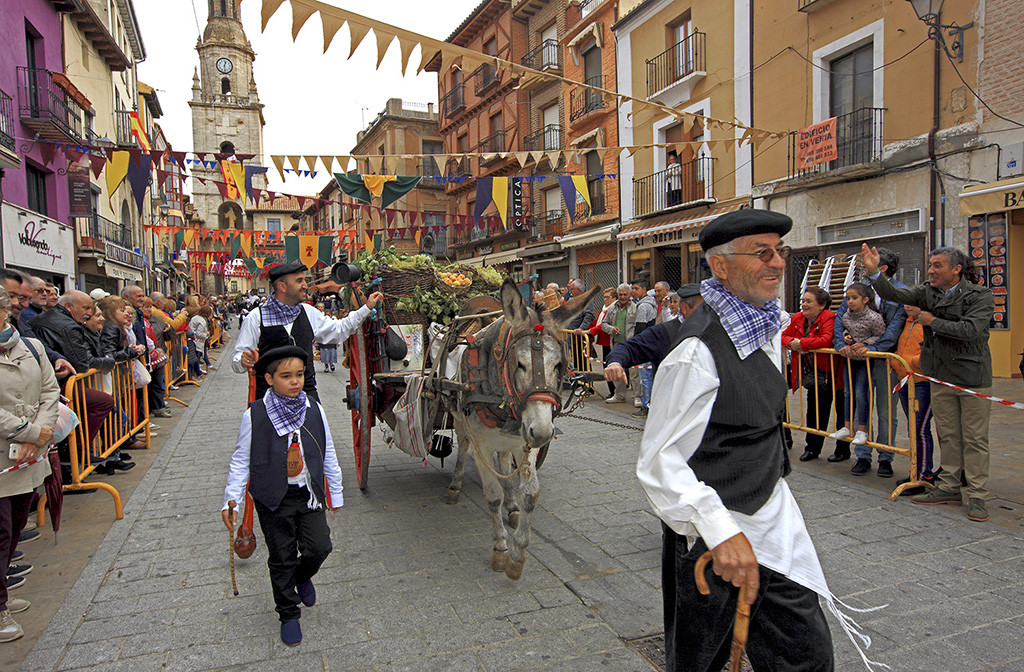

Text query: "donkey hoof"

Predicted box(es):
[507, 511, 520, 529]
[446, 489, 461, 505]
[492, 550, 509, 572]
[504, 556, 525, 580]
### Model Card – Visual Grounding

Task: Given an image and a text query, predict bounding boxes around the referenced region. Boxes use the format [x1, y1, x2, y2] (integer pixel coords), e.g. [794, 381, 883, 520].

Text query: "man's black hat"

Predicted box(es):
[267, 262, 308, 283]
[699, 209, 792, 252]
[254, 345, 308, 378]
[677, 283, 702, 299]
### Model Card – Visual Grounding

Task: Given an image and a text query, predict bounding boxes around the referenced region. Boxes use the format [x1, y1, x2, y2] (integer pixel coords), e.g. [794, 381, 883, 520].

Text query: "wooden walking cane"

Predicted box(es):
[227, 500, 239, 596]
[695, 551, 751, 672]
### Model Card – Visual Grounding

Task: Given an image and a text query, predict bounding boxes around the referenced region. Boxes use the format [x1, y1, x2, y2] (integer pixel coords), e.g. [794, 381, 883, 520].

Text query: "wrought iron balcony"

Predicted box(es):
[566, 0, 600, 29]
[0, 89, 15, 152]
[445, 157, 472, 179]
[787, 108, 884, 180]
[540, 210, 565, 239]
[16, 67, 82, 142]
[478, 130, 505, 162]
[114, 109, 138, 147]
[79, 212, 134, 251]
[418, 157, 444, 188]
[633, 156, 715, 218]
[473, 64, 498, 95]
[646, 31, 706, 98]
[569, 75, 606, 122]
[440, 84, 465, 119]
[521, 39, 561, 72]
[524, 124, 562, 151]
[574, 180, 606, 222]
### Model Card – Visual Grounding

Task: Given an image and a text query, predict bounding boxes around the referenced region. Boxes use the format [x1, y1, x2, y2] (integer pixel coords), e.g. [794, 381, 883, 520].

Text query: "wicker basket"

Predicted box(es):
[375, 267, 435, 297]
[387, 308, 431, 326]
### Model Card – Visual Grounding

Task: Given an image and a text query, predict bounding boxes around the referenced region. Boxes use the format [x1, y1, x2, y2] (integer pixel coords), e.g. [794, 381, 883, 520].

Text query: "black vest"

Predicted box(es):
[248, 398, 327, 511]
[667, 303, 789, 516]
[255, 304, 318, 400]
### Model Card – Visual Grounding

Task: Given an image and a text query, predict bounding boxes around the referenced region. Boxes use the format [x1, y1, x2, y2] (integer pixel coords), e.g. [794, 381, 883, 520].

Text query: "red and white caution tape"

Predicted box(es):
[894, 374, 1024, 411]
[586, 355, 652, 370]
[0, 455, 47, 476]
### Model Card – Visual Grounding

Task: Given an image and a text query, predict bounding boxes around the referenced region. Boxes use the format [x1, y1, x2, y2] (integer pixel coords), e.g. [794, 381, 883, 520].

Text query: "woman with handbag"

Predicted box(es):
[0, 287, 58, 641]
[782, 287, 850, 462]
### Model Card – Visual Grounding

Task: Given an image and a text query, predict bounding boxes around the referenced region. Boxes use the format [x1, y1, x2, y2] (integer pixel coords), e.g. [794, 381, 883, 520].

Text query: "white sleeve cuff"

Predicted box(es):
[692, 505, 744, 550]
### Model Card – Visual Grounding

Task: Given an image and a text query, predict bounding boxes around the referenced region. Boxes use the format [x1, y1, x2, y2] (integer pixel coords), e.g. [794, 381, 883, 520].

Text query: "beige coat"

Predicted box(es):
[0, 335, 57, 498]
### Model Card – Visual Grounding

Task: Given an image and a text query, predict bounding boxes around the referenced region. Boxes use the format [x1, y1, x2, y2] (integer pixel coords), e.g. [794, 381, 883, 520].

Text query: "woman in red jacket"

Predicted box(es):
[586, 289, 617, 400]
[782, 287, 851, 462]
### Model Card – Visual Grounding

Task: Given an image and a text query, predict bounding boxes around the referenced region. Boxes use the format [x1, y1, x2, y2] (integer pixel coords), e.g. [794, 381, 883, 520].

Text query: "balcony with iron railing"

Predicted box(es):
[521, 39, 561, 73]
[566, 0, 600, 29]
[0, 89, 15, 153]
[440, 84, 465, 119]
[419, 157, 444, 188]
[524, 124, 562, 151]
[16, 67, 83, 142]
[539, 210, 565, 239]
[787, 108, 884, 181]
[573, 180, 606, 224]
[79, 212, 134, 251]
[569, 75, 606, 122]
[473, 64, 498, 96]
[478, 130, 505, 163]
[646, 31, 706, 100]
[633, 155, 715, 218]
[114, 109, 139, 147]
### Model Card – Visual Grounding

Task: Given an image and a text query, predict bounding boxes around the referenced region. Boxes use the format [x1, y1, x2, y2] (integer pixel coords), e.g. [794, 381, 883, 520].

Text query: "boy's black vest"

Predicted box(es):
[255, 304, 318, 400]
[248, 398, 327, 511]
[667, 303, 790, 516]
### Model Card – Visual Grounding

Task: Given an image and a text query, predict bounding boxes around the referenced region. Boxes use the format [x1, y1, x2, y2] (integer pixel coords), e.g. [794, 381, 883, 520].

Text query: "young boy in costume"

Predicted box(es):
[222, 345, 343, 646]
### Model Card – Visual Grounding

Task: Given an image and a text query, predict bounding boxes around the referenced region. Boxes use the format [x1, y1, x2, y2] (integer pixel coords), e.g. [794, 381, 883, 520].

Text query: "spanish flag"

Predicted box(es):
[128, 111, 151, 152]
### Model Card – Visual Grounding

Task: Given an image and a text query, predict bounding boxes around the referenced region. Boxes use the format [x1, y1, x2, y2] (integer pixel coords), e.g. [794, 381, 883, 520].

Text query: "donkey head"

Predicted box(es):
[498, 279, 602, 448]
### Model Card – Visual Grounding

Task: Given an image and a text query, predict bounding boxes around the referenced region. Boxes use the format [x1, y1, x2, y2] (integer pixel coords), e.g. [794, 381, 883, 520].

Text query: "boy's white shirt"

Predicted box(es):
[222, 398, 344, 511]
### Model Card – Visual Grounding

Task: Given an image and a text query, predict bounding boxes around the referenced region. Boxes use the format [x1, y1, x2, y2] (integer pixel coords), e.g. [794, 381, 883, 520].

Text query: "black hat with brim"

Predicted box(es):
[677, 283, 702, 299]
[699, 209, 792, 252]
[267, 262, 308, 283]
[254, 345, 308, 379]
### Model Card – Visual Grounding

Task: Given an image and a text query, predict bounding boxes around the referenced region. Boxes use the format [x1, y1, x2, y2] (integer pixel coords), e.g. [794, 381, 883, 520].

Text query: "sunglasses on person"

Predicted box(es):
[724, 245, 792, 263]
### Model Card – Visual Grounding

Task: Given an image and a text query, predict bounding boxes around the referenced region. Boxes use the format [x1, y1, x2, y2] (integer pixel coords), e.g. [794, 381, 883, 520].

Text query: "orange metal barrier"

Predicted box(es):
[48, 359, 151, 520]
[556, 329, 595, 375]
[785, 348, 928, 500]
[170, 331, 200, 389]
[209, 320, 222, 348]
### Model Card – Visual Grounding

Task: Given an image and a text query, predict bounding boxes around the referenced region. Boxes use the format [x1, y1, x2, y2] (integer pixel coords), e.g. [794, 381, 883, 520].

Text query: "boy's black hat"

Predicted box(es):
[267, 262, 308, 283]
[255, 345, 308, 378]
[698, 209, 792, 252]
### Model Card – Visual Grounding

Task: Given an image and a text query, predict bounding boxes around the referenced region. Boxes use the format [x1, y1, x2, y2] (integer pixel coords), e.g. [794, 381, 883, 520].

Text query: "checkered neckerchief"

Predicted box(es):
[261, 296, 303, 327]
[263, 389, 308, 436]
[700, 278, 781, 360]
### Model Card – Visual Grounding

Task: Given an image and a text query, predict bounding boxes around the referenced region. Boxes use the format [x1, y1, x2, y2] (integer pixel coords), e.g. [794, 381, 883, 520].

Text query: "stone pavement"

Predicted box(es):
[17, 334, 1024, 671]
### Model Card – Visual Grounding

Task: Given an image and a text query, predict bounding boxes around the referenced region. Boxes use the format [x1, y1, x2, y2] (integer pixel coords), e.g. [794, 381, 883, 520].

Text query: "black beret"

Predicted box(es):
[699, 209, 792, 252]
[267, 262, 308, 283]
[254, 345, 308, 378]
[677, 283, 702, 299]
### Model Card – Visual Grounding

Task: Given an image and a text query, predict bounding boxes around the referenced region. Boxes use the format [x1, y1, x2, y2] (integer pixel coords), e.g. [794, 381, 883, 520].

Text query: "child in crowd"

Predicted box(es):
[314, 304, 338, 372]
[829, 282, 886, 446]
[222, 345, 343, 647]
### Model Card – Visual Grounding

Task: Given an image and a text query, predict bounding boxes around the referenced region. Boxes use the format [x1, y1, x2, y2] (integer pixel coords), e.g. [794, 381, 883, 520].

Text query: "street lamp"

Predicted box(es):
[906, 0, 974, 63]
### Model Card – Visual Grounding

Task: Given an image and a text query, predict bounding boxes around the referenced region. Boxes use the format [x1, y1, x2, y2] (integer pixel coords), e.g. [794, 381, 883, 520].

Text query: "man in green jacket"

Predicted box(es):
[860, 243, 995, 522]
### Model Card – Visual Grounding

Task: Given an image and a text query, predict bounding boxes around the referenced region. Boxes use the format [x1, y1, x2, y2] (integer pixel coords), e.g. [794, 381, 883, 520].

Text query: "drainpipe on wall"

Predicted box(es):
[927, 12, 942, 249]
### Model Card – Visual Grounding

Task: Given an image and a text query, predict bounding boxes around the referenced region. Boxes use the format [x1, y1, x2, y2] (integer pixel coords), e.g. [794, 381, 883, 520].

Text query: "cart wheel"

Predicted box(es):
[349, 329, 372, 490]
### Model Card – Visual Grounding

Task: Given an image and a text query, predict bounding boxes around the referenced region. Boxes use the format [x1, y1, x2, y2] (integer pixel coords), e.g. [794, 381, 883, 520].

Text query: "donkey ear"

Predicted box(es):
[500, 278, 528, 325]
[546, 284, 602, 331]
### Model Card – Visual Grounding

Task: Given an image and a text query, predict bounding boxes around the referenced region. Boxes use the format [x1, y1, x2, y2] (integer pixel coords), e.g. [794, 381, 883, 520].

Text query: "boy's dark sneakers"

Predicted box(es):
[5, 576, 25, 591]
[297, 580, 316, 607]
[850, 458, 871, 476]
[18, 530, 39, 544]
[877, 462, 894, 478]
[281, 619, 302, 646]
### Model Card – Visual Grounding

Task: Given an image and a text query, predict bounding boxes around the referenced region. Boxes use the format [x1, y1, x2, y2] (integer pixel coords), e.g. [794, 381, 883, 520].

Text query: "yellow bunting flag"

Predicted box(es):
[414, 229, 421, 248]
[105, 151, 130, 200]
[364, 232, 375, 254]
[240, 232, 252, 258]
[183, 228, 197, 247]
[299, 234, 318, 268]
[571, 175, 592, 213]
[492, 177, 509, 230]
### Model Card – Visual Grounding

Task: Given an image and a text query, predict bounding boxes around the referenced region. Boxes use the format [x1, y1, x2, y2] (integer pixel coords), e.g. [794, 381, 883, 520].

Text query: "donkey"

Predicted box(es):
[443, 279, 601, 579]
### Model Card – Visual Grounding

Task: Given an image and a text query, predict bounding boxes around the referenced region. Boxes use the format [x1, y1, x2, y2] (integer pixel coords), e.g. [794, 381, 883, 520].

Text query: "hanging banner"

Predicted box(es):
[68, 163, 92, 218]
[284, 235, 299, 263]
[796, 117, 838, 169]
[510, 177, 524, 229]
[318, 235, 333, 266]
[299, 234, 319, 268]
[492, 177, 509, 230]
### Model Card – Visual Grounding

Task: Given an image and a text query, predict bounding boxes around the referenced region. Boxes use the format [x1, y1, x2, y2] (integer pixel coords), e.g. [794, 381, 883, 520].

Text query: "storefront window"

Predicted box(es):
[687, 243, 711, 285]
[628, 250, 650, 284]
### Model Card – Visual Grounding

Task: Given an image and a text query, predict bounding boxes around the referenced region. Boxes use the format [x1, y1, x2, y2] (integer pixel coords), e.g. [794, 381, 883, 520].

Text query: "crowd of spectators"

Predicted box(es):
[0, 267, 231, 641]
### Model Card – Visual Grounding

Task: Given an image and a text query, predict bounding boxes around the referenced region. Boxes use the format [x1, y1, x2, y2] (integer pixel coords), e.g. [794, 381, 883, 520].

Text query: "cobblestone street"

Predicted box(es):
[17, 337, 1024, 671]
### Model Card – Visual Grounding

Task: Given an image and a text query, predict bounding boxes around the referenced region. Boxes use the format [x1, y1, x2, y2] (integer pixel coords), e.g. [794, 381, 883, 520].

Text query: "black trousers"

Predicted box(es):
[254, 485, 333, 621]
[804, 383, 851, 457]
[0, 492, 34, 611]
[662, 526, 834, 672]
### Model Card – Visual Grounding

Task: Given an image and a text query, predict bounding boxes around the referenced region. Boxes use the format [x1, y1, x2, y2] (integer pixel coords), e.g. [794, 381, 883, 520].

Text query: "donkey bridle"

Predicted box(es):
[493, 322, 564, 420]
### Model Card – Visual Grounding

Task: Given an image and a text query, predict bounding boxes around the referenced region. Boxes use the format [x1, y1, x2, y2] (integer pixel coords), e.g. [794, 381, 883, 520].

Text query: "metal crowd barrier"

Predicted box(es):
[37, 359, 152, 521]
[170, 330, 201, 390]
[209, 320, 222, 348]
[784, 348, 929, 500]
[556, 329, 595, 375]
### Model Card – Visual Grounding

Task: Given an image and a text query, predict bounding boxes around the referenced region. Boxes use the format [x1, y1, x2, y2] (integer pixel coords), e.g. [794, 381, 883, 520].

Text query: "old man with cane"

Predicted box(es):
[233, 262, 383, 402]
[637, 209, 877, 672]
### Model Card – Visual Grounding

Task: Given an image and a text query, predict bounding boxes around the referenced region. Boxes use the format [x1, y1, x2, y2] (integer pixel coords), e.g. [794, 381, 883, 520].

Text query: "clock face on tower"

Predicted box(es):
[216, 58, 233, 74]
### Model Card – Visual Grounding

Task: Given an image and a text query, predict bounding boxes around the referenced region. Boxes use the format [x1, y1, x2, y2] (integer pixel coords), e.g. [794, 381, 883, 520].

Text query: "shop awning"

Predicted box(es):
[557, 223, 618, 249]
[481, 249, 520, 266]
[617, 202, 746, 241]
[460, 255, 485, 267]
[959, 177, 1024, 216]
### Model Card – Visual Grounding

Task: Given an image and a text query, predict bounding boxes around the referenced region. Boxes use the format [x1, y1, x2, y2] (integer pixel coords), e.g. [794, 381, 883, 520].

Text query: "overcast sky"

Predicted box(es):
[135, 0, 481, 196]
